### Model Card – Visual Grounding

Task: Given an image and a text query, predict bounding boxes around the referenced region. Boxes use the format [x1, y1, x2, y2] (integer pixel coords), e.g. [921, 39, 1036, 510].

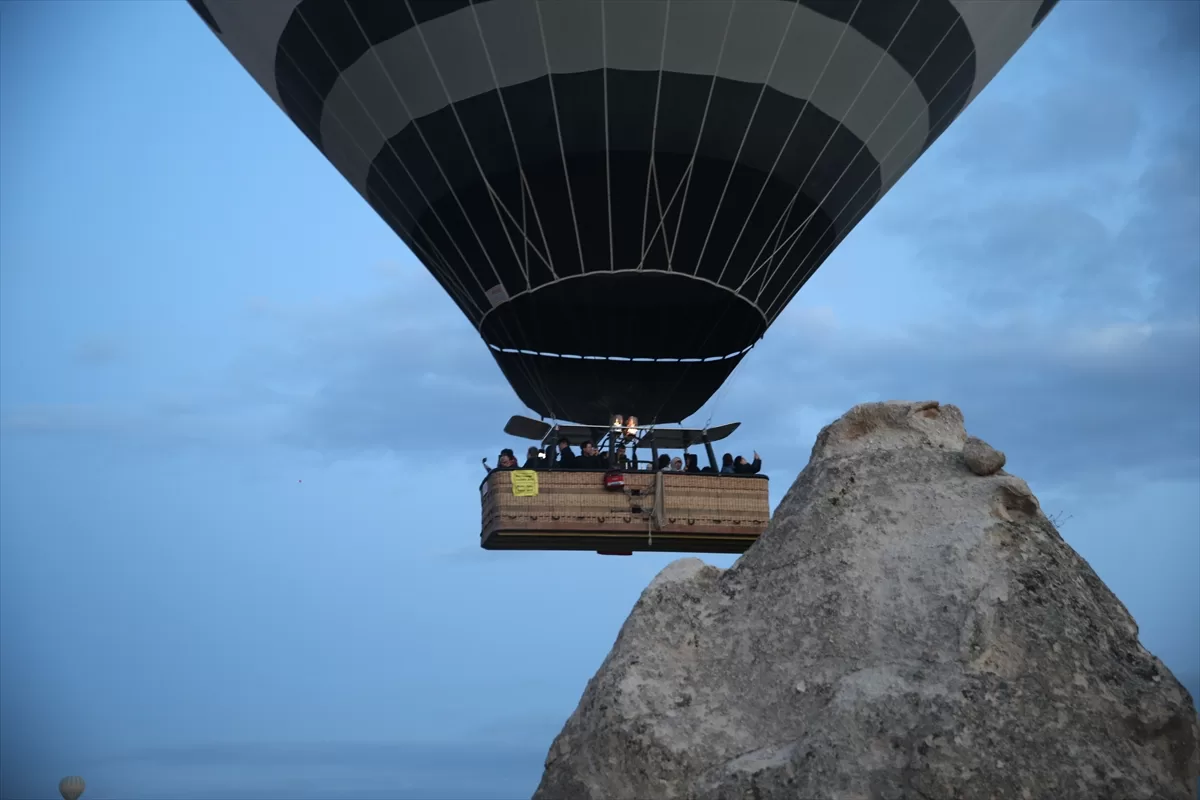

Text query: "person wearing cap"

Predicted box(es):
[496, 448, 518, 469]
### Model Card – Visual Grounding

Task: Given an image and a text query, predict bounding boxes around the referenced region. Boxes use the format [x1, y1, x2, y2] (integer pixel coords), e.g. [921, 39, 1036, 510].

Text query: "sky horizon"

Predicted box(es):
[2, 1, 1197, 798]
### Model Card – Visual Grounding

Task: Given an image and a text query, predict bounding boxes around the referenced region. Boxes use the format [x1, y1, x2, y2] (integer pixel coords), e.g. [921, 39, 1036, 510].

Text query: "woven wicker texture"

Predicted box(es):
[482, 470, 768, 537]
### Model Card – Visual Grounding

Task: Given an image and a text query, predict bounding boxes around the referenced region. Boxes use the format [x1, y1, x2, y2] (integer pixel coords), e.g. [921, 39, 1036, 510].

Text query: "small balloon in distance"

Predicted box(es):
[59, 776, 85, 800]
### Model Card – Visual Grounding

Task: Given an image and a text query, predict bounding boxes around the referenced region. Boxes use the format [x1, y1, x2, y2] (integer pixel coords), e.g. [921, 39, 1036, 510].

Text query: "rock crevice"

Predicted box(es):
[533, 400, 1200, 800]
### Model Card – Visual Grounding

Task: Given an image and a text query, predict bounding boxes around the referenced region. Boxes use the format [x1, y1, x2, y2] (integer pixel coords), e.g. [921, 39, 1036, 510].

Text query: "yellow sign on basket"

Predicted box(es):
[510, 470, 539, 497]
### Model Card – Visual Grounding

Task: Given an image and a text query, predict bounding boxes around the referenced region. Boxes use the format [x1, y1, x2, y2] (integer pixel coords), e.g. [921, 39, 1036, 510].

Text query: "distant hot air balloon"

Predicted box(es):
[58, 776, 85, 800]
[187, 0, 1059, 425]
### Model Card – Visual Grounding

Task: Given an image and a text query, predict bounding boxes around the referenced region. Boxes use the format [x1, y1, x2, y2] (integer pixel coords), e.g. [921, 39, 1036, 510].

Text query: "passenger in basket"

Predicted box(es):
[615, 444, 628, 470]
[670, 456, 684, 472]
[733, 451, 762, 474]
[721, 453, 736, 474]
[656, 454, 671, 471]
[684, 453, 703, 473]
[522, 446, 545, 470]
[496, 449, 518, 469]
[576, 440, 608, 469]
[555, 437, 576, 469]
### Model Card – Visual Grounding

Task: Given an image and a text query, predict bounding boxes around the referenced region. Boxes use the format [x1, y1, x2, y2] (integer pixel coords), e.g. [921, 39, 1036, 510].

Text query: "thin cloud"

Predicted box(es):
[726, 314, 1199, 487]
[114, 740, 544, 771]
[76, 739, 546, 800]
[72, 336, 124, 366]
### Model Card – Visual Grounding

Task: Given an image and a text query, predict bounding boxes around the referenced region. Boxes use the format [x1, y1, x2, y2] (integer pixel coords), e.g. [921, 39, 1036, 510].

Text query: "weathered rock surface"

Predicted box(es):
[963, 435, 1007, 476]
[534, 400, 1200, 800]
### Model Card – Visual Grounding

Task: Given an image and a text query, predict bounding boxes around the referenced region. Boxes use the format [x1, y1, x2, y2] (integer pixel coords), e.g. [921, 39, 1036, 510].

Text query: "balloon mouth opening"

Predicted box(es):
[477, 270, 766, 362]
[486, 343, 752, 363]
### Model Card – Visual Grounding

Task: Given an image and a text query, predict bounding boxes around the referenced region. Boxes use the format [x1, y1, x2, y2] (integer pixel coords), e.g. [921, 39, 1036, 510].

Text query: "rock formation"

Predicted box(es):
[533, 400, 1200, 800]
[963, 435, 1006, 476]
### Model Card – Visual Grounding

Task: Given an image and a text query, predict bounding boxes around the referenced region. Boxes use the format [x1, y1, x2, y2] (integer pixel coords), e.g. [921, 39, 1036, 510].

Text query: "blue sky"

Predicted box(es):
[1, 1, 1197, 798]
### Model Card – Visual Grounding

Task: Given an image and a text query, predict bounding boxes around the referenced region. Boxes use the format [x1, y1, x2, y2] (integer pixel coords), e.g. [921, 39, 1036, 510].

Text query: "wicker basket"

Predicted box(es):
[480, 469, 770, 553]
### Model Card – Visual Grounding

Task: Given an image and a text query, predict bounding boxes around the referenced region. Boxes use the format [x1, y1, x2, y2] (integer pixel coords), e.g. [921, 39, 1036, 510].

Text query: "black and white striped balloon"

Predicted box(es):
[189, 0, 1058, 424]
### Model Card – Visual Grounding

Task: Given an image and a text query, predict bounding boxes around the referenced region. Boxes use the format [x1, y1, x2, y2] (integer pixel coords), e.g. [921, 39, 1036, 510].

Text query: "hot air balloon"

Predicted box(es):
[58, 776, 85, 800]
[187, 0, 1059, 555]
[186, 0, 1058, 427]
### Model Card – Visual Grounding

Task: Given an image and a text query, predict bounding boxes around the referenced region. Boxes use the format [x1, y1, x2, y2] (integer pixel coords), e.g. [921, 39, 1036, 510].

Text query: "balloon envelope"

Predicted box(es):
[188, 0, 1058, 423]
